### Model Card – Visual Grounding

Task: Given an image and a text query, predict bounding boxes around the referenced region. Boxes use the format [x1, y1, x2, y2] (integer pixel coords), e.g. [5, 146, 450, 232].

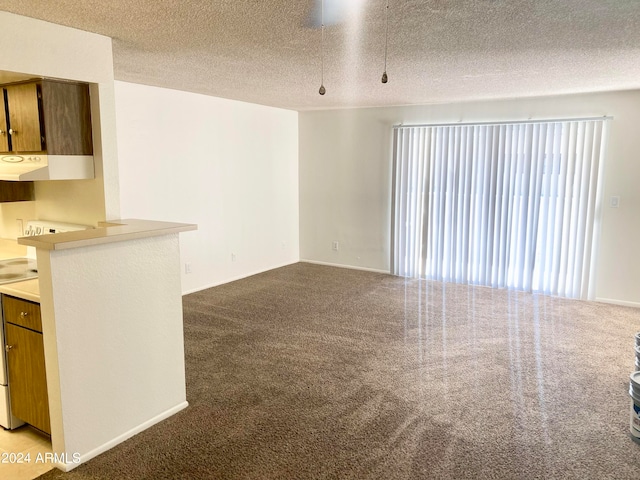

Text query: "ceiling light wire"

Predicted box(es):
[319, 0, 326, 95]
[381, 0, 389, 84]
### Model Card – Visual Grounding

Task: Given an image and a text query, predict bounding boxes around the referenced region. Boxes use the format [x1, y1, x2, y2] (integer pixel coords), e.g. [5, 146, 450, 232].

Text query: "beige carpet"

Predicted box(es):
[38, 262, 640, 479]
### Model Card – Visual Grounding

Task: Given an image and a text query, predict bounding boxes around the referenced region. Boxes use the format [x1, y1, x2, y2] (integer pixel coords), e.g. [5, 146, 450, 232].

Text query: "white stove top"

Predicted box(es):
[24, 220, 93, 237]
[0, 257, 38, 285]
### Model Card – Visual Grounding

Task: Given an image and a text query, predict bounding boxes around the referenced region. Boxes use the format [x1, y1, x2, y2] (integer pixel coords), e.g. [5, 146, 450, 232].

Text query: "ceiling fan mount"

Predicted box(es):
[306, 0, 364, 28]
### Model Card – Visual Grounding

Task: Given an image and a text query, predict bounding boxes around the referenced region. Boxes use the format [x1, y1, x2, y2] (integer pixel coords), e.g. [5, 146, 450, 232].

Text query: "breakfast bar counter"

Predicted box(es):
[13, 217, 196, 472]
[18, 219, 196, 251]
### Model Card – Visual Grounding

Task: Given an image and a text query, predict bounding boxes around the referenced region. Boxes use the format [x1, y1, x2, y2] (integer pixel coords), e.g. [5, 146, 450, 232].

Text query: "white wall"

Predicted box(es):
[0, 11, 120, 233]
[114, 81, 299, 293]
[299, 90, 640, 306]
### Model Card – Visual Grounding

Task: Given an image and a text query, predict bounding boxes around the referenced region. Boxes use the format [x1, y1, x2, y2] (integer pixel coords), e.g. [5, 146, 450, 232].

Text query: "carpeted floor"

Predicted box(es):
[38, 262, 640, 479]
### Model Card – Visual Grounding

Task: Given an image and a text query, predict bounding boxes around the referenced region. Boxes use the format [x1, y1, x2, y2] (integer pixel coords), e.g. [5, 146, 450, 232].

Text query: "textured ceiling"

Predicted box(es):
[1, 0, 640, 111]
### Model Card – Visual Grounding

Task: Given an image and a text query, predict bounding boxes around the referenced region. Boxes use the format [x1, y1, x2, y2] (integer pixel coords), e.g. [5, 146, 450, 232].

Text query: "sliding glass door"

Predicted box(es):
[392, 119, 608, 299]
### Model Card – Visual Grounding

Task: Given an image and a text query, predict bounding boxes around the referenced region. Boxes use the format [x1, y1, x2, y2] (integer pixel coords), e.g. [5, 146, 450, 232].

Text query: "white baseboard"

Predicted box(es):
[182, 260, 299, 295]
[55, 401, 189, 472]
[182, 261, 391, 295]
[595, 297, 640, 308]
[300, 259, 390, 274]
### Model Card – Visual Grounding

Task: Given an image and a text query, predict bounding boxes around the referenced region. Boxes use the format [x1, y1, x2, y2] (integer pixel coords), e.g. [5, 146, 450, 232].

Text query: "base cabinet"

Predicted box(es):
[3, 295, 50, 434]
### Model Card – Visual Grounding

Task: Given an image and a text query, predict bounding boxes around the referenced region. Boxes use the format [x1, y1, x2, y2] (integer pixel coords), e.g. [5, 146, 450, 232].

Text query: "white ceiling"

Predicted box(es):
[1, 0, 639, 111]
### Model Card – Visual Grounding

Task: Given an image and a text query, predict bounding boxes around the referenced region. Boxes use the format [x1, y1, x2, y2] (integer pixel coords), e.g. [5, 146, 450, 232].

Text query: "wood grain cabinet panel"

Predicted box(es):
[0, 92, 8, 153]
[3, 296, 50, 435]
[41, 80, 93, 155]
[5, 83, 43, 153]
[0, 180, 34, 202]
[5, 323, 50, 434]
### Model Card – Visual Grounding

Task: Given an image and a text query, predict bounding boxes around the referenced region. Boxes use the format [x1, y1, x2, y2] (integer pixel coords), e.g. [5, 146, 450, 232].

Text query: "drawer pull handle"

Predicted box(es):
[5, 345, 12, 352]
[20, 312, 28, 317]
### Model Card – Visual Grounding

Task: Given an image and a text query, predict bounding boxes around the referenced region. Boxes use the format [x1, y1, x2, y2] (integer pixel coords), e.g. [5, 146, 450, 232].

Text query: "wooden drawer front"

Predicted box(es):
[4, 296, 42, 332]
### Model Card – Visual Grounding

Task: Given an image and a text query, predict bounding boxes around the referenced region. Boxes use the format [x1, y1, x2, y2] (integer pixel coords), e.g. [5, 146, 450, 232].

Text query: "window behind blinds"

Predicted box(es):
[391, 119, 608, 299]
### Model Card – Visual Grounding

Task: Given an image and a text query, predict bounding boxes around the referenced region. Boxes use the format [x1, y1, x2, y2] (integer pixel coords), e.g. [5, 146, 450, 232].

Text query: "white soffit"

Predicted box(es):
[0, 0, 639, 111]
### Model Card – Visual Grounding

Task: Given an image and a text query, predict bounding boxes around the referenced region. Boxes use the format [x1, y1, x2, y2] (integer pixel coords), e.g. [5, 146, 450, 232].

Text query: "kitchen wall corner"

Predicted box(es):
[0, 10, 122, 470]
[0, 10, 120, 230]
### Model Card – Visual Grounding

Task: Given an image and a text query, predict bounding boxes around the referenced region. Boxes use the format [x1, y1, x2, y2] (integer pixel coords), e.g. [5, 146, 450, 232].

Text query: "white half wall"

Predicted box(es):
[114, 81, 299, 293]
[38, 234, 187, 470]
[299, 90, 640, 306]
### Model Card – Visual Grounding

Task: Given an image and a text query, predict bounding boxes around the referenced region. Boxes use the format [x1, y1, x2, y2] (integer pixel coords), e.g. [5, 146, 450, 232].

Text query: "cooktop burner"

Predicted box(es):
[0, 273, 23, 280]
[1, 259, 30, 266]
[0, 258, 38, 285]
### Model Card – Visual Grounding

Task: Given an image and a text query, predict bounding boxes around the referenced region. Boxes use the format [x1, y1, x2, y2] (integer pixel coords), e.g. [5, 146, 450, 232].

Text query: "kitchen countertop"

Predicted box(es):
[18, 218, 197, 251]
[0, 239, 39, 302]
[0, 219, 196, 303]
[0, 278, 39, 303]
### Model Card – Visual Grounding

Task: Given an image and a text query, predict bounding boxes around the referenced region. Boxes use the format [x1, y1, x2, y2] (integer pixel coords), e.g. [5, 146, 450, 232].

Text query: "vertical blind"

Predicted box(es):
[391, 119, 608, 299]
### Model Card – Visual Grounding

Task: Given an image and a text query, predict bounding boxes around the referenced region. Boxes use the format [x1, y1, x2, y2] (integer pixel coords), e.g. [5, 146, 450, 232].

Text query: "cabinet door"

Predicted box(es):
[5, 323, 50, 434]
[5, 83, 42, 153]
[41, 80, 93, 155]
[0, 89, 8, 153]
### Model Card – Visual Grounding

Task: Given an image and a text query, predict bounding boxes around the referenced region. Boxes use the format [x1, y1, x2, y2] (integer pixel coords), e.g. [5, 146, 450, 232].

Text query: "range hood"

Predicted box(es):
[0, 154, 94, 181]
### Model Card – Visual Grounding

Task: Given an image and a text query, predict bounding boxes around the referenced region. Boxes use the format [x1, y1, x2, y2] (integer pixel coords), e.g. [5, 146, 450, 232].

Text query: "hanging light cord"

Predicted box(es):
[382, 0, 389, 83]
[319, 0, 326, 95]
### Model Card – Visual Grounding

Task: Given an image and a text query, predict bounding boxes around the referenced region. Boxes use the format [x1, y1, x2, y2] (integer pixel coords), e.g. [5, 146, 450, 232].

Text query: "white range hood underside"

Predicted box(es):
[0, 154, 94, 181]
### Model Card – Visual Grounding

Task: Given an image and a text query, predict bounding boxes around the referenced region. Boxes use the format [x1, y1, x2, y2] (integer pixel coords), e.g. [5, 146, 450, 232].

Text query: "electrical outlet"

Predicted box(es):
[185, 263, 192, 274]
[231, 253, 237, 262]
[610, 196, 620, 208]
[16, 219, 23, 236]
[332, 241, 339, 251]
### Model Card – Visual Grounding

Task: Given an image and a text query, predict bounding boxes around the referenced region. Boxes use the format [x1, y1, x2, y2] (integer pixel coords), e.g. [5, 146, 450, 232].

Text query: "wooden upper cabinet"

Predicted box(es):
[41, 81, 93, 155]
[5, 83, 43, 153]
[0, 92, 8, 153]
[1, 79, 93, 155]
